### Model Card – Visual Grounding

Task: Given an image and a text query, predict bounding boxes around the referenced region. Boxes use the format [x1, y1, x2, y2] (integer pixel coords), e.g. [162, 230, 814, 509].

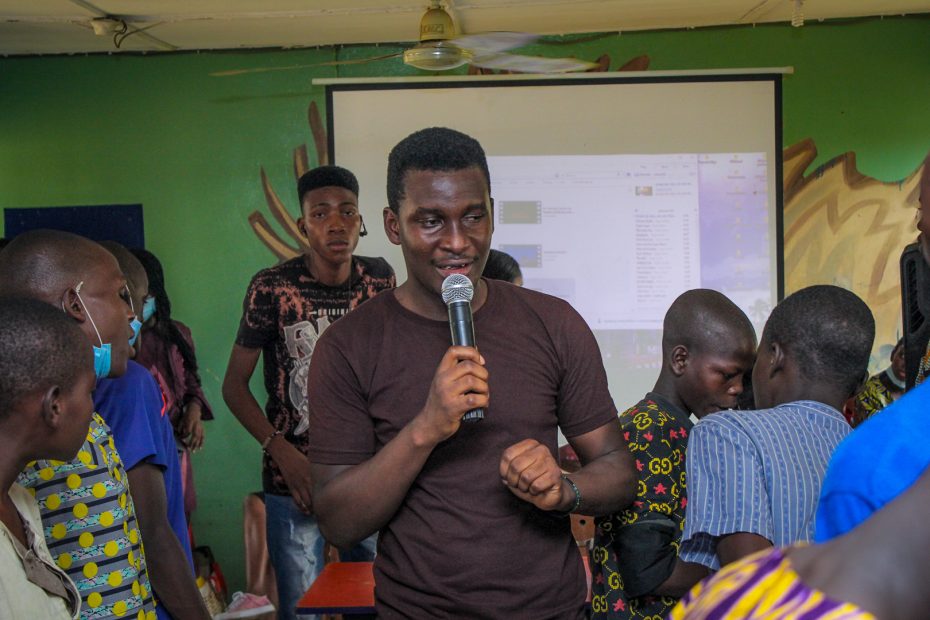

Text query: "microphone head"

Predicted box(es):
[441, 274, 474, 305]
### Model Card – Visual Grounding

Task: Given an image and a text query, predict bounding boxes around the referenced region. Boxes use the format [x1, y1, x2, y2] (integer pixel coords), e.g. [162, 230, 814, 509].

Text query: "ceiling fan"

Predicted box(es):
[212, 1, 595, 78]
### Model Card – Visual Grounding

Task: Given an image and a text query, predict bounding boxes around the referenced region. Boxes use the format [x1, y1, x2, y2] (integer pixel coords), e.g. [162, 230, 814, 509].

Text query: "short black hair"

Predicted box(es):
[891, 337, 905, 360]
[386, 127, 491, 213]
[0, 297, 89, 419]
[297, 166, 359, 206]
[763, 285, 875, 397]
[482, 249, 522, 283]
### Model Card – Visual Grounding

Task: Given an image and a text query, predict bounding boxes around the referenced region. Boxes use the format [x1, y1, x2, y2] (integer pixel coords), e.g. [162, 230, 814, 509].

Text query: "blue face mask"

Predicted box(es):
[142, 296, 156, 322]
[129, 317, 142, 346]
[74, 281, 113, 380]
[127, 289, 142, 347]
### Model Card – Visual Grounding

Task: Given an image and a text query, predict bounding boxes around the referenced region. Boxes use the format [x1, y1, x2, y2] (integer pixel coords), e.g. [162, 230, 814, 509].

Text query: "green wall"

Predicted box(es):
[1, 16, 928, 592]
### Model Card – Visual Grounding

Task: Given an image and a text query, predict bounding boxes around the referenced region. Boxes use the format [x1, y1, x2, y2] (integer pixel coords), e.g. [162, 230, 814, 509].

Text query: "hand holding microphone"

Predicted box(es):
[441, 274, 485, 422]
[414, 275, 489, 446]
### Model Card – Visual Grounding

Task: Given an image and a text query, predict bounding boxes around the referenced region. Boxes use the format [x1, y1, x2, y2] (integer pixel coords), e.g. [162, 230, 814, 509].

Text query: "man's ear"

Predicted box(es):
[41, 385, 63, 431]
[383, 207, 401, 246]
[296, 215, 308, 240]
[488, 197, 495, 235]
[670, 344, 689, 377]
[768, 341, 786, 378]
[60, 288, 85, 323]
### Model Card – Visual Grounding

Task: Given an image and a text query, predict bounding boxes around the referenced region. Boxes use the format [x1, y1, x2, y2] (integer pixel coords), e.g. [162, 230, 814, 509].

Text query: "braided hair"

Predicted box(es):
[129, 247, 201, 387]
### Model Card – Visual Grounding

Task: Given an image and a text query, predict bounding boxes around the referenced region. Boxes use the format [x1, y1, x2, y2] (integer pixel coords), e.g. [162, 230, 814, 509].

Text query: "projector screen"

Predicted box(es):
[324, 72, 783, 412]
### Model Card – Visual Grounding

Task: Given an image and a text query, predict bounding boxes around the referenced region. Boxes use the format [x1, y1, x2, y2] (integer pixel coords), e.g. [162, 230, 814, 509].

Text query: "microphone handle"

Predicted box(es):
[447, 300, 484, 422]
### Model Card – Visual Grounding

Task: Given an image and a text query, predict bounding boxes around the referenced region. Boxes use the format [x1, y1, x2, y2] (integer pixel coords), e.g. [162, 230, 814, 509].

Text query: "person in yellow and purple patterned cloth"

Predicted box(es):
[671, 383, 930, 620]
[590, 289, 756, 619]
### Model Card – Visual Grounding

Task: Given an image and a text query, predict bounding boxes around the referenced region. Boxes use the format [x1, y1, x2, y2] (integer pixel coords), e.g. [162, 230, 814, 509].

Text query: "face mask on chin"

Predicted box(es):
[73, 281, 113, 379]
[129, 317, 142, 347]
[142, 296, 156, 322]
[127, 289, 142, 347]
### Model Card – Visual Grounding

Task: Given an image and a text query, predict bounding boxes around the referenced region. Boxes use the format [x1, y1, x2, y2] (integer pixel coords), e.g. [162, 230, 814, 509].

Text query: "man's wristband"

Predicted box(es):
[261, 430, 282, 451]
[553, 475, 582, 517]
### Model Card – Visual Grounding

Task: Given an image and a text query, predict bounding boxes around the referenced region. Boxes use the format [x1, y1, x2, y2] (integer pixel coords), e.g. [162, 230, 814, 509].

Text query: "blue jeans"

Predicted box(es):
[264, 494, 377, 620]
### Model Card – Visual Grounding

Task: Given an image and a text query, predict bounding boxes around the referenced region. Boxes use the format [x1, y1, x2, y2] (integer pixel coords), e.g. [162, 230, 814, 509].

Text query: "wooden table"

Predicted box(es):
[296, 551, 591, 616]
[296, 561, 375, 617]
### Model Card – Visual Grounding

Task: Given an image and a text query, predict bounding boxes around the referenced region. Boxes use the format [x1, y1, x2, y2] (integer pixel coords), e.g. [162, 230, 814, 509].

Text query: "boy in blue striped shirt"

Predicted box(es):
[679, 285, 874, 570]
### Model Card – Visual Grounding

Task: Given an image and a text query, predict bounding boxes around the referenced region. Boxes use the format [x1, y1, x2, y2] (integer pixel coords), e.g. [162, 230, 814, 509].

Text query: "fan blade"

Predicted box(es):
[471, 53, 596, 74]
[210, 52, 403, 77]
[452, 32, 537, 55]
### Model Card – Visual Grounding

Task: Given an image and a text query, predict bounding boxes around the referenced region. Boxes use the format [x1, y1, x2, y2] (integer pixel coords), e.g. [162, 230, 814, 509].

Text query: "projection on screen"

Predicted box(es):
[490, 152, 769, 329]
[325, 74, 782, 408]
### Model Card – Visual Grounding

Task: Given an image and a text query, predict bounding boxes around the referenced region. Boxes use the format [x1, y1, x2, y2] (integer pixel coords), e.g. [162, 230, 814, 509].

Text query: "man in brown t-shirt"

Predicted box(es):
[223, 165, 395, 620]
[307, 128, 636, 618]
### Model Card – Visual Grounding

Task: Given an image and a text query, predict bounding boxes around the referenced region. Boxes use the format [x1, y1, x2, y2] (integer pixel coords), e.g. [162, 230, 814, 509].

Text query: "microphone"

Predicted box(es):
[441, 274, 484, 422]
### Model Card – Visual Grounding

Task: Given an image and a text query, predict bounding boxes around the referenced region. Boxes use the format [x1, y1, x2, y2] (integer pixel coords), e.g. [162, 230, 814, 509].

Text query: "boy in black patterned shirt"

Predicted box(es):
[591, 289, 756, 619]
[223, 166, 394, 620]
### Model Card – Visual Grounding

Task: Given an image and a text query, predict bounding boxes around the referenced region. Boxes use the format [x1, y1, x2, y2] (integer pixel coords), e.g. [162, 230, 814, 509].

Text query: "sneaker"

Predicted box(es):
[214, 592, 276, 619]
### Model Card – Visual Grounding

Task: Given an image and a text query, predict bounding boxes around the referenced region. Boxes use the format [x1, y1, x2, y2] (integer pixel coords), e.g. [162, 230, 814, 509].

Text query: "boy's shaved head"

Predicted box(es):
[657, 289, 758, 417]
[0, 230, 117, 301]
[99, 241, 148, 308]
[663, 289, 756, 356]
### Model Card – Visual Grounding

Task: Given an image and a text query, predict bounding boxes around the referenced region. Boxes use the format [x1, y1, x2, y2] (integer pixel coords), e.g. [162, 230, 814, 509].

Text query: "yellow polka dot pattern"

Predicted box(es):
[14, 412, 157, 618]
[78, 532, 94, 548]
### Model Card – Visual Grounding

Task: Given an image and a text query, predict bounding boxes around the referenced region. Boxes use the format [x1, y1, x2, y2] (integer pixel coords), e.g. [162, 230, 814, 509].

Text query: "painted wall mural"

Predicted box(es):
[783, 139, 922, 362]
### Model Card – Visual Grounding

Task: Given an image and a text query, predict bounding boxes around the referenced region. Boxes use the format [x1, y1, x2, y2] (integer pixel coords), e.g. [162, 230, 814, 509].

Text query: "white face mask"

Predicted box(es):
[884, 366, 906, 390]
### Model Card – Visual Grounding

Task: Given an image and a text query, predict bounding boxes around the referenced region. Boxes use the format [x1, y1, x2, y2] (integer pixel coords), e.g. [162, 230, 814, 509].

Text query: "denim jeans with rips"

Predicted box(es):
[264, 493, 377, 620]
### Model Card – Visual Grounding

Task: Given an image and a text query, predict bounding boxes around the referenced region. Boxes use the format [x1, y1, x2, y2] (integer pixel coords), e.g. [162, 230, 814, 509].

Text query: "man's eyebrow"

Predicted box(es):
[309, 200, 357, 209]
[411, 207, 445, 216]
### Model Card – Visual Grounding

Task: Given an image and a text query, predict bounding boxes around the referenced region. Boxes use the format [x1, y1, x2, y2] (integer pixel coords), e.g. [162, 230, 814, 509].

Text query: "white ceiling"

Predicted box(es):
[1, 0, 929, 55]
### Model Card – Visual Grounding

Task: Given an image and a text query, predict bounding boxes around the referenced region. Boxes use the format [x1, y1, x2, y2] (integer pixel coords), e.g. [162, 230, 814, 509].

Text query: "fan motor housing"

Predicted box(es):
[420, 7, 455, 41]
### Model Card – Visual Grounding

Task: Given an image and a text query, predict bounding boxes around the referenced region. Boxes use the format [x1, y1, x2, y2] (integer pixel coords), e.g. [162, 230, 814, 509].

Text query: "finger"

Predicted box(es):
[499, 439, 543, 476]
[440, 346, 484, 369]
[444, 373, 489, 397]
[501, 445, 556, 489]
[194, 423, 205, 448]
[505, 456, 551, 493]
[445, 359, 490, 381]
[459, 391, 489, 412]
[293, 486, 313, 514]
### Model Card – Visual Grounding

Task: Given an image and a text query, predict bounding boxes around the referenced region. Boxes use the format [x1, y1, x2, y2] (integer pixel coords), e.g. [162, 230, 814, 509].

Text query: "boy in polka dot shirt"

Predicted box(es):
[2, 231, 158, 620]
